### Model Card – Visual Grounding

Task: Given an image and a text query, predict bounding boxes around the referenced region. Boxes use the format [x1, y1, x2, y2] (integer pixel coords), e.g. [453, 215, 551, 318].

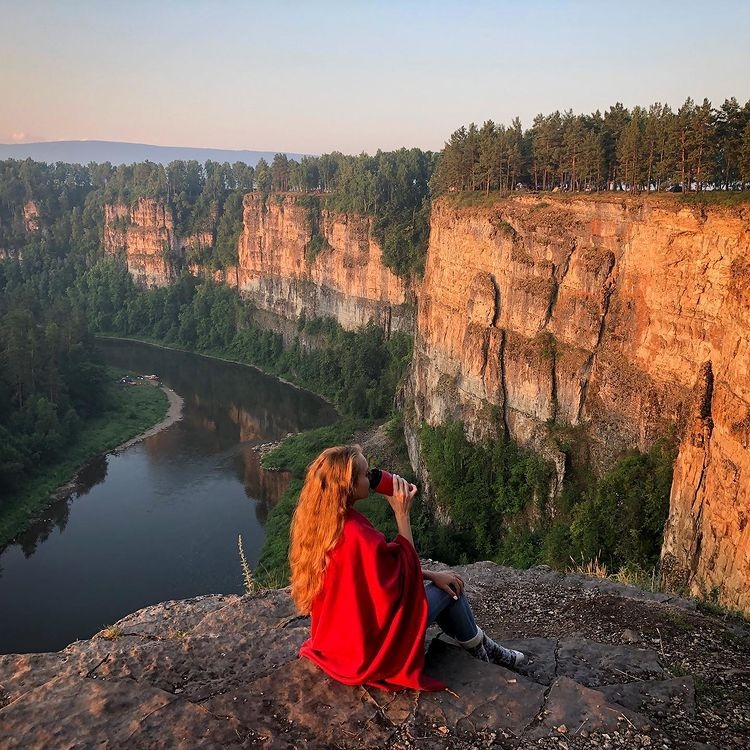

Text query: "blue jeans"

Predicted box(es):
[424, 581, 480, 644]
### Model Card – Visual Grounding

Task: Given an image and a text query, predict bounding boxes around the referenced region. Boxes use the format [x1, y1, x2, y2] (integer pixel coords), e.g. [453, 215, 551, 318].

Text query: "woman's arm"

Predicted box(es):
[386, 474, 417, 548]
[423, 568, 465, 599]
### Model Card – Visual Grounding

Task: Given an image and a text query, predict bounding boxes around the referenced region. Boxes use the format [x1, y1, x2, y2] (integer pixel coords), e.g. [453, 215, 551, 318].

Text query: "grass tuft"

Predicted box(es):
[568, 554, 608, 579]
[101, 625, 124, 640]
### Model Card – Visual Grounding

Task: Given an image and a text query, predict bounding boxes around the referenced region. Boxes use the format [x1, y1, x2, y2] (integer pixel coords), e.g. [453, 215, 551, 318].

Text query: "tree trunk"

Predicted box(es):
[681, 131, 687, 190]
[571, 154, 577, 192]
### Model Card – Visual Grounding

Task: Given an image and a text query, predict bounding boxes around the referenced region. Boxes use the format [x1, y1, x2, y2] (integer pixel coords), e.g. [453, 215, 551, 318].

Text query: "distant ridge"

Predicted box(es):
[0, 140, 309, 166]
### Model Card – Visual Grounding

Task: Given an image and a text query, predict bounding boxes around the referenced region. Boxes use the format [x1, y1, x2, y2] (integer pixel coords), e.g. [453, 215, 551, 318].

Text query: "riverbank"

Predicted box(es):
[95, 333, 338, 408]
[0, 376, 177, 550]
[46, 384, 184, 505]
[109, 386, 183, 454]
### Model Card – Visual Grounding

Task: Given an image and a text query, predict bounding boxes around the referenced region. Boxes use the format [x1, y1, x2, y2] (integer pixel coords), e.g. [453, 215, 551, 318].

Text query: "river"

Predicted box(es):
[0, 339, 339, 655]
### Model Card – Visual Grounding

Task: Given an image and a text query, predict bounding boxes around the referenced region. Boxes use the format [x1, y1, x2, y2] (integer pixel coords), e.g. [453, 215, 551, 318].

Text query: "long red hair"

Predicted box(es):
[289, 444, 363, 614]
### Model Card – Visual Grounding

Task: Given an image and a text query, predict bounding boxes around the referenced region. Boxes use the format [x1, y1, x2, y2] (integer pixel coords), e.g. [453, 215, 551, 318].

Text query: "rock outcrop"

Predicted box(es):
[103, 193, 412, 336]
[22, 201, 40, 233]
[4, 562, 746, 749]
[408, 195, 750, 612]
[237, 194, 413, 334]
[103, 199, 217, 288]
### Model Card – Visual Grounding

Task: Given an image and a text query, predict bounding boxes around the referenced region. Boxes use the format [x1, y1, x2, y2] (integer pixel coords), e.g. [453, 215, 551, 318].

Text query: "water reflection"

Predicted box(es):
[235, 446, 293, 524]
[12, 455, 110, 558]
[0, 339, 337, 654]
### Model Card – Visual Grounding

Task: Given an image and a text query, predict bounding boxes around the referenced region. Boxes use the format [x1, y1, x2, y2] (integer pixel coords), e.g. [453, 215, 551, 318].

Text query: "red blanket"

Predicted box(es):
[299, 508, 444, 692]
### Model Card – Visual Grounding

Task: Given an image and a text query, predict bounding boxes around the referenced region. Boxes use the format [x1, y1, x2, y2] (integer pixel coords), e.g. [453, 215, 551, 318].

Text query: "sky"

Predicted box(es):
[2, 0, 749, 155]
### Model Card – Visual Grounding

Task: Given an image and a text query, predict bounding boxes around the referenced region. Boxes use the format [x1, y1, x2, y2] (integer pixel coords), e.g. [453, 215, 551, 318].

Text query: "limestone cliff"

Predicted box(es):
[103, 198, 216, 288]
[407, 195, 750, 612]
[102, 191, 750, 613]
[237, 193, 412, 334]
[103, 194, 411, 335]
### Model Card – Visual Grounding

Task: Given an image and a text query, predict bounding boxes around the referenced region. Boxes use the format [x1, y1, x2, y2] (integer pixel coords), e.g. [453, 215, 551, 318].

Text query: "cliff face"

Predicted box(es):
[408, 195, 750, 611]
[103, 200, 174, 287]
[103, 194, 411, 335]
[237, 194, 412, 334]
[22, 201, 40, 232]
[103, 199, 215, 288]
[101, 192, 749, 611]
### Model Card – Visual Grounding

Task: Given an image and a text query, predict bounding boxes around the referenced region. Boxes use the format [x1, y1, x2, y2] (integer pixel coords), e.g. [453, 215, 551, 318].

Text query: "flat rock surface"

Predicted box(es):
[1, 563, 748, 749]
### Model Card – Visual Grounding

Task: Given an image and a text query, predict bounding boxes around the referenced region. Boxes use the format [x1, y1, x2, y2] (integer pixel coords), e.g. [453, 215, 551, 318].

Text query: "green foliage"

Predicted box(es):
[255, 320, 412, 420]
[213, 191, 244, 268]
[317, 149, 436, 277]
[432, 96, 750, 194]
[0, 278, 108, 496]
[254, 478, 299, 587]
[262, 419, 361, 476]
[383, 412, 409, 460]
[567, 440, 675, 570]
[304, 233, 331, 264]
[416, 419, 552, 564]
[296, 194, 332, 263]
[414, 419, 675, 576]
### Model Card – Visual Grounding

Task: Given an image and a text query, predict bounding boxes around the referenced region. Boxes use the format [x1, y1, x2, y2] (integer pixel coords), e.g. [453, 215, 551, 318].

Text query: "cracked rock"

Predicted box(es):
[0, 562, 746, 749]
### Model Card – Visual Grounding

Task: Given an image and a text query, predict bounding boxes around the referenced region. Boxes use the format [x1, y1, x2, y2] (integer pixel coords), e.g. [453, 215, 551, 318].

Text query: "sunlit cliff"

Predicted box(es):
[103, 193, 750, 612]
[408, 195, 749, 612]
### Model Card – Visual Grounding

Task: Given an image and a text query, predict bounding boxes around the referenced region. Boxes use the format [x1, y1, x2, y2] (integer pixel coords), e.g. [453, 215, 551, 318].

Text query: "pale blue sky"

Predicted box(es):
[2, 0, 749, 154]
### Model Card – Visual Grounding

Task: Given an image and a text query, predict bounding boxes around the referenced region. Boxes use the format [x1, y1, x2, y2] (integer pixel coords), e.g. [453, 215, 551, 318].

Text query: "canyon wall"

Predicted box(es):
[103, 194, 411, 335]
[236, 194, 412, 334]
[102, 192, 749, 611]
[103, 198, 216, 288]
[407, 195, 749, 612]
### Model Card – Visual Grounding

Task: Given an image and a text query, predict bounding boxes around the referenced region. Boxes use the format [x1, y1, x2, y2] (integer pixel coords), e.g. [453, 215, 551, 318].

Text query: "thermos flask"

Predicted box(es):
[367, 467, 394, 496]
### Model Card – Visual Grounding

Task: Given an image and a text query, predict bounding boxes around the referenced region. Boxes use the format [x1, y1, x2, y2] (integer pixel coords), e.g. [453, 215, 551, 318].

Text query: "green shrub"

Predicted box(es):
[414, 419, 675, 577]
[255, 478, 301, 587]
[262, 419, 360, 477]
[567, 440, 676, 570]
[416, 419, 552, 564]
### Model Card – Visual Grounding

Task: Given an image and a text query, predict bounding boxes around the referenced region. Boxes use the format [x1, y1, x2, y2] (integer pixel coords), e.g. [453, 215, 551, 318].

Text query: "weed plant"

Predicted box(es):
[238, 534, 256, 594]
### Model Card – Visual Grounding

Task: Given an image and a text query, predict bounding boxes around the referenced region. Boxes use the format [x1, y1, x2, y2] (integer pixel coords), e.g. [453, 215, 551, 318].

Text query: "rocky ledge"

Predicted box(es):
[1, 564, 748, 749]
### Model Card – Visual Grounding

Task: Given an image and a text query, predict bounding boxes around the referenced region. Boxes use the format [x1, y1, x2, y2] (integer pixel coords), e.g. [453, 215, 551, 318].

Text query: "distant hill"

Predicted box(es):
[0, 140, 309, 166]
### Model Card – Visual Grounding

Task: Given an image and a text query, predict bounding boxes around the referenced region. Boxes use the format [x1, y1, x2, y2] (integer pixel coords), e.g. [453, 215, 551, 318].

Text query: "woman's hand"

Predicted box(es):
[386, 475, 418, 547]
[385, 474, 417, 518]
[428, 570, 465, 600]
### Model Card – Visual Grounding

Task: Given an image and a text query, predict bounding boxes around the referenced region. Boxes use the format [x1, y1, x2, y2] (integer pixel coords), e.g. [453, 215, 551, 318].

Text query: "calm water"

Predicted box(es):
[0, 339, 338, 654]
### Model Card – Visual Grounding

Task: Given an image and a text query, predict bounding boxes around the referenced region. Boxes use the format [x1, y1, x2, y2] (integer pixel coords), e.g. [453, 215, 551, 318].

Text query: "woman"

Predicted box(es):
[289, 444, 525, 691]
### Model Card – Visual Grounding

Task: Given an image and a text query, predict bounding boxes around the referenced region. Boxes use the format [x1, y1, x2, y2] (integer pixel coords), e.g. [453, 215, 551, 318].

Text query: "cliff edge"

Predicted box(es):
[1, 563, 747, 749]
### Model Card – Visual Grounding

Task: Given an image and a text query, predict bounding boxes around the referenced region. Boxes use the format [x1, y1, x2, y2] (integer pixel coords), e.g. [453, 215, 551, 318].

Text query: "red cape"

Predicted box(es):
[299, 508, 444, 692]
